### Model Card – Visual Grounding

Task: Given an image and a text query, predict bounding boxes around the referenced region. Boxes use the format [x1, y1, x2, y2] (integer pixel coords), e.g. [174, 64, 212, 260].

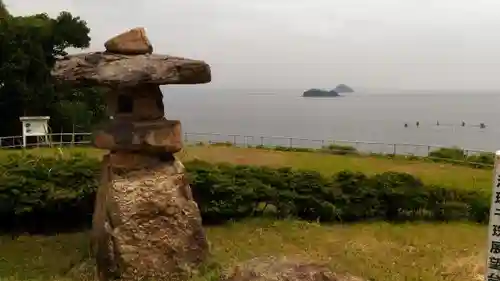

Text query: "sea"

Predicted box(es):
[162, 87, 500, 155]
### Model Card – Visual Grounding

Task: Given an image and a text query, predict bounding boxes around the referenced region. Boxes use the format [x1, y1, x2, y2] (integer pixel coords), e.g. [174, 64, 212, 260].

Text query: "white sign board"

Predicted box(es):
[486, 151, 500, 281]
[19, 116, 50, 147]
[22, 120, 48, 136]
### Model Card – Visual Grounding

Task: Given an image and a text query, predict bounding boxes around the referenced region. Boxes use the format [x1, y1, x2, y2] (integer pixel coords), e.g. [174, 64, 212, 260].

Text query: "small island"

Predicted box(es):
[302, 84, 354, 97]
[302, 88, 339, 97]
[334, 84, 354, 93]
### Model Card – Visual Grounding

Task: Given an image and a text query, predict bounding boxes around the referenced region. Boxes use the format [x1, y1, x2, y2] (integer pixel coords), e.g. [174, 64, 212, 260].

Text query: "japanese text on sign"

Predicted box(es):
[485, 152, 500, 281]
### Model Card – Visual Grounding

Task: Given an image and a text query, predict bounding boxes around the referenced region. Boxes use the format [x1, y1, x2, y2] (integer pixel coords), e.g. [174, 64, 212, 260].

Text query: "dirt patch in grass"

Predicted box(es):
[180, 146, 288, 167]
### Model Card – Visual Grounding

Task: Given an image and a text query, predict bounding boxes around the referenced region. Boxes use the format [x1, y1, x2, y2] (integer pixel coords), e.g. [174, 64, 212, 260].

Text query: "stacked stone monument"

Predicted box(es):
[52, 27, 210, 281]
[53, 27, 368, 281]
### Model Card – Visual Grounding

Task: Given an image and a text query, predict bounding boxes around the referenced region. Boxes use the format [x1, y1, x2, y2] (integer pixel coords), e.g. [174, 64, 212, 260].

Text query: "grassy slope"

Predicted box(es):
[0, 220, 486, 281]
[1, 145, 492, 192]
[183, 146, 492, 192]
[0, 146, 491, 281]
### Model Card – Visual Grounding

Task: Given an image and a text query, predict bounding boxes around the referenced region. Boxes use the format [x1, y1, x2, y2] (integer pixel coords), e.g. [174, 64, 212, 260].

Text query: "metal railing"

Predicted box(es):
[0, 131, 490, 159]
[182, 132, 490, 158]
[0, 133, 92, 148]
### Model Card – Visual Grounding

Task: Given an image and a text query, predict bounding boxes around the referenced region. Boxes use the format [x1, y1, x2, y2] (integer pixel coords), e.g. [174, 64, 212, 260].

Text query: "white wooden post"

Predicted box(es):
[485, 151, 500, 281]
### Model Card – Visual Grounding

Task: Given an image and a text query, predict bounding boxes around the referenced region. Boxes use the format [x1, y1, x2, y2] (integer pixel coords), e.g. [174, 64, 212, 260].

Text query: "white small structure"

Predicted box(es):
[19, 116, 50, 148]
[486, 151, 500, 281]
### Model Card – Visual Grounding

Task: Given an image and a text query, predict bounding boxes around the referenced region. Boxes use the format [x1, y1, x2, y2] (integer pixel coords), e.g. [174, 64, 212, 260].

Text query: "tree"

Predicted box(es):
[51, 84, 107, 134]
[0, 8, 106, 139]
[0, 1, 8, 18]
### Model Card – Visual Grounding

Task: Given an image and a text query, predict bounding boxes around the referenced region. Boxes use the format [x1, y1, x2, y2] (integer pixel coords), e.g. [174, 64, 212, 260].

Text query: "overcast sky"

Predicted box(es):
[6, 0, 500, 91]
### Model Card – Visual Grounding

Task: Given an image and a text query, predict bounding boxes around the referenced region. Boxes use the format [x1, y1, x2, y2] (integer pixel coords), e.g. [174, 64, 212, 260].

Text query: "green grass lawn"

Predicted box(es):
[0, 145, 493, 192]
[0, 220, 487, 281]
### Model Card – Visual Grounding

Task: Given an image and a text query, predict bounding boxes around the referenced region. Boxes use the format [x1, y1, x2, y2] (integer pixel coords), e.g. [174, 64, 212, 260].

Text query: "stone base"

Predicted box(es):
[91, 152, 208, 281]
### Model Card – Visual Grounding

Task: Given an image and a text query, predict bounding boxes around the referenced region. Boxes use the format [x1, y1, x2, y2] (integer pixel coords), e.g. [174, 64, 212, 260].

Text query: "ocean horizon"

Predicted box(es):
[161, 87, 500, 154]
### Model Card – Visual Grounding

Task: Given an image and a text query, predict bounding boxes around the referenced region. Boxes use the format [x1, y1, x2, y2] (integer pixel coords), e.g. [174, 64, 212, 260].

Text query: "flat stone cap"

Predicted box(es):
[51, 27, 211, 86]
[51, 52, 211, 86]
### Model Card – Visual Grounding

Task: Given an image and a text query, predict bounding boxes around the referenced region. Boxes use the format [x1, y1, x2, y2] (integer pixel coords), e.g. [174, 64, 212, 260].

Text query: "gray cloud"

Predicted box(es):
[6, 0, 500, 91]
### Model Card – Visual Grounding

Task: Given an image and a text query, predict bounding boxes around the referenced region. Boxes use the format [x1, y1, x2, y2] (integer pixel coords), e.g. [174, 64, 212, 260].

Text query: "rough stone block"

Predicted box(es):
[93, 118, 182, 153]
[52, 52, 211, 86]
[91, 153, 208, 281]
[221, 256, 366, 281]
[105, 84, 164, 120]
[104, 27, 153, 55]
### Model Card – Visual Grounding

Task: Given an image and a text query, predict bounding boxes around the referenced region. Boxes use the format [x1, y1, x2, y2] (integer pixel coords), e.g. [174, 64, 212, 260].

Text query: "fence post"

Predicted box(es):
[184, 132, 188, 143]
[232, 135, 237, 146]
[485, 151, 500, 281]
[289, 137, 293, 148]
[427, 146, 431, 156]
[71, 124, 75, 147]
[260, 136, 264, 146]
[392, 144, 396, 155]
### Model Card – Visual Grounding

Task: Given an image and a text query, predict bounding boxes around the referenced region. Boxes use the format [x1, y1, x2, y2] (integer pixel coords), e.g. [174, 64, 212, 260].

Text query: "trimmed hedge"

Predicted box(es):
[0, 153, 491, 233]
[0, 154, 98, 232]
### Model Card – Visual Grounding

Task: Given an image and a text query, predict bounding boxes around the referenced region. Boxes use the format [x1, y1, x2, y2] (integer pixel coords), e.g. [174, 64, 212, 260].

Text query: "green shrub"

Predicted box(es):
[0, 153, 99, 232]
[210, 141, 233, 147]
[467, 152, 495, 167]
[428, 147, 493, 168]
[370, 172, 427, 220]
[0, 154, 492, 233]
[273, 146, 315, 153]
[331, 171, 378, 221]
[321, 144, 358, 155]
[429, 147, 466, 161]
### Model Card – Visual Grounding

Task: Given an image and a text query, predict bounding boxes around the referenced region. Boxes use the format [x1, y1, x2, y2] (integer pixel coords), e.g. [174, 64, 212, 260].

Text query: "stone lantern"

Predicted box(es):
[52, 27, 211, 281]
